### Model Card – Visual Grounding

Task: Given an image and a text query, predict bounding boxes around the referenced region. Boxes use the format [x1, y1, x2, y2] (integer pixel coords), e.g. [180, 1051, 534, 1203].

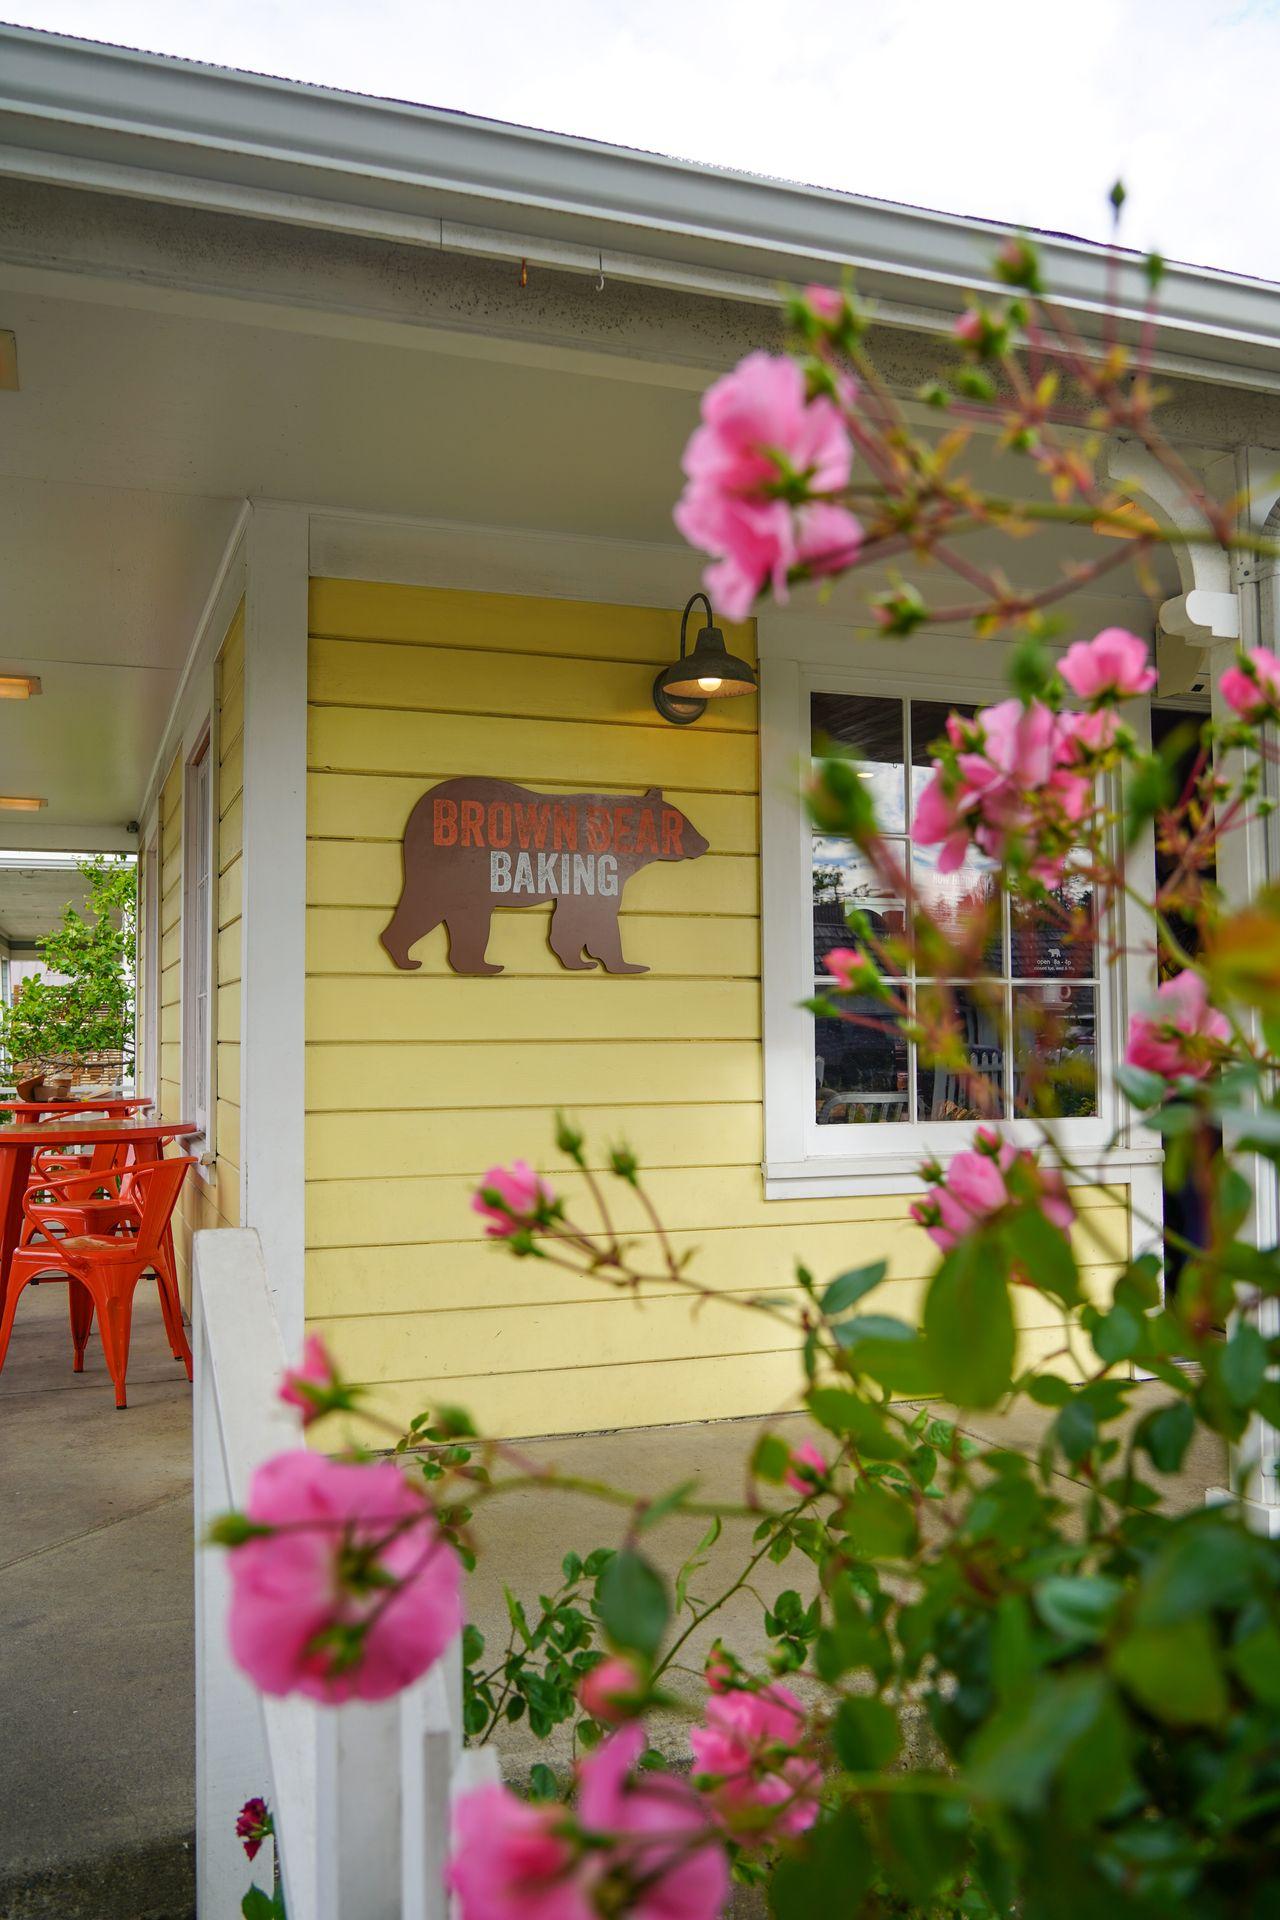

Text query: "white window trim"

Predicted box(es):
[141, 828, 160, 1103]
[759, 615, 1162, 1201]
[182, 725, 216, 1181]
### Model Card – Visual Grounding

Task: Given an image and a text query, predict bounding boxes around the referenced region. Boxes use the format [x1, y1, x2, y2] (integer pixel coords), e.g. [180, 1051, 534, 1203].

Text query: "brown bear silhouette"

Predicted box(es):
[380, 776, 709, 975]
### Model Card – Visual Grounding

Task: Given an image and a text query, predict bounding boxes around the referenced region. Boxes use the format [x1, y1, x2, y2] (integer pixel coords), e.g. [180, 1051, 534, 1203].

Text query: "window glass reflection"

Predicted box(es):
[911, 848, 1003, 973]
[815, 1006, 910, 1125]
[915, 983, 1007, 1121]
[811, 692, 906, 831]
[813, 838, 908, 975]
[1010, 857, 1096, 978]
[1013, 984, 1098, 1117]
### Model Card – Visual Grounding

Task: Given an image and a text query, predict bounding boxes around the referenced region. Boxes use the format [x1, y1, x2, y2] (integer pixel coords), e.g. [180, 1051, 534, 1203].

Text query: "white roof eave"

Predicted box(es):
[3, 23, 1280, 389]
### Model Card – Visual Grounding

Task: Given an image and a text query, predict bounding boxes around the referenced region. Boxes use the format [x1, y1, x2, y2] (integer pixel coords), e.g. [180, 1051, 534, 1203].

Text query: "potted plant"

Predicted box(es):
[0, 856, 136, 1099]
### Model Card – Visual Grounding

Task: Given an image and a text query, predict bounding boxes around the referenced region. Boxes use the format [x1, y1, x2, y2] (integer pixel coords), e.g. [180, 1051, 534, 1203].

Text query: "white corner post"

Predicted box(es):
[240, 502, 309, 1355]
[1109, 441, 1280, 1530]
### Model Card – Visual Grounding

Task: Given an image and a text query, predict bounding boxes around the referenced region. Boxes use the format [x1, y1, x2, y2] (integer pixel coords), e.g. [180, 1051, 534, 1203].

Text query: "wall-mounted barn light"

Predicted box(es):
[653, 593, 758, 726]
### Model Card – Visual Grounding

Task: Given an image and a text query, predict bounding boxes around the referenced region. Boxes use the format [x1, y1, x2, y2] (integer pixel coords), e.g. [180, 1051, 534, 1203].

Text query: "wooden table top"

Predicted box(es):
[0, 1117, 198, 1147]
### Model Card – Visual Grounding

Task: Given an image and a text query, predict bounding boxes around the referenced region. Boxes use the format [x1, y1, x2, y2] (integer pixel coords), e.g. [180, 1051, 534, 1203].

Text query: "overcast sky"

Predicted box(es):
[7, 0, 1280, 282]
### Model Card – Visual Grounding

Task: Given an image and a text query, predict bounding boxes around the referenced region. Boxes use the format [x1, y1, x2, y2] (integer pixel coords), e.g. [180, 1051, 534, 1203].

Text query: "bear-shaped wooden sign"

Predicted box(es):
[381, 777, 709, 976]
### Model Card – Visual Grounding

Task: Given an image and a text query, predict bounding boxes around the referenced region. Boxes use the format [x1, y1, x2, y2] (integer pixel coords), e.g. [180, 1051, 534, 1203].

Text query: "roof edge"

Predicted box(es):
[2, 23, 1279, 386]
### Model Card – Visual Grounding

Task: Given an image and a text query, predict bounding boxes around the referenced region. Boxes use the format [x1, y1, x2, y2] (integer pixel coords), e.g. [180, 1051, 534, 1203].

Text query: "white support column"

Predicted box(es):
[1216, 449, 1280, 1527]
[240, 503, 310, 1355]
[1110, 440, 1280, 1527]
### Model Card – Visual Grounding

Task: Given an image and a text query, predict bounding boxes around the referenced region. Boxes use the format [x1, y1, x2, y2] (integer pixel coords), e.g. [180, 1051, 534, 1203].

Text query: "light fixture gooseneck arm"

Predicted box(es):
[679, 591, 713, 664]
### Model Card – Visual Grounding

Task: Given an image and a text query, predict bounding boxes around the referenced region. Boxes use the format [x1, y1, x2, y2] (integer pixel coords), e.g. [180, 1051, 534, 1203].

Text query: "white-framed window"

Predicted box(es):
[761, 637, 1141, 1198]
[183, 730, 215, 1152]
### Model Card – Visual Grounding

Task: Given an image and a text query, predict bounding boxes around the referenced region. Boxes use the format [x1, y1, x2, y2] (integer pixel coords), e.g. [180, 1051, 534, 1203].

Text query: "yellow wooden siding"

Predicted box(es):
[304, 580, 1133, 1438]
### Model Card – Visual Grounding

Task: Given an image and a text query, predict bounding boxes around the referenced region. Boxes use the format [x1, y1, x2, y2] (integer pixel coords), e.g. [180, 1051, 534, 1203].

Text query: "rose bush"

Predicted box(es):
[219, 228, 1280, 1918]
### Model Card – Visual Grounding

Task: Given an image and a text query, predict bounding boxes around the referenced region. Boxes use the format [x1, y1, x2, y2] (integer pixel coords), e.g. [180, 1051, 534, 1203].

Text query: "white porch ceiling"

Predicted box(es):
[0, 859, 91, 943]
[0, 234, 1181, 852]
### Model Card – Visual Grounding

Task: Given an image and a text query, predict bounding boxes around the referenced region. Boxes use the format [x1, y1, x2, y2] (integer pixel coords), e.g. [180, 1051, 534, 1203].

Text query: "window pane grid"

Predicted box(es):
[812, 692, 1100, 1128]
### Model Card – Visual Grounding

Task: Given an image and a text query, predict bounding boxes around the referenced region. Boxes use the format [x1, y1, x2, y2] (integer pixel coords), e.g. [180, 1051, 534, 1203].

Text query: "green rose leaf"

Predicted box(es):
[839, 1481, 918, 1560]
[872, 1789, 967, 1905]
[832, 1695, 902, 1771]
[821, 1261, 888, 1317]
[1003, 1207, 1081, 1308]
[1033, 1574, 1123, 1643]
[966, 1669, 1110, 1811]
[770, 1807, 872, 1920]
[805, 1389, 907, 1459]
[1221, 1321, 1269, 1408]
[924, 1239, 1015, 1409]
[1231, 1623, 1280, 1706]
[1134, 1400, 1195, 1475]
[595, 1548, 670, 1660]
[1111, 1617, 1228, 1727]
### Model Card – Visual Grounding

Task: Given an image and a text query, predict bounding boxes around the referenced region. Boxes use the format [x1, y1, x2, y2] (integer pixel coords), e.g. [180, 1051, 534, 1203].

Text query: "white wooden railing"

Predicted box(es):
[194, 1227, 499, 1917]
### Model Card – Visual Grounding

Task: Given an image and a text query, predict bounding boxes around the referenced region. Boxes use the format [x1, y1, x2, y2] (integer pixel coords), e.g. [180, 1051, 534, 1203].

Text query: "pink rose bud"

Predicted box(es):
[1220, 647, 1280, 722]
[705, 1643, 735, 1693]
[824, 946, 872, 992]
[785, 1441, 828, 1494]
[1060, 627, 1157, 702]
[472, 1161, 556, 1238]
[579, 1653, 647, 1725]
[804, 283, 845, 325]
[953, 308, 983, 343]
[910, 1133, 1074, 1255]
[279, 1333, 342, 1426]
[235, 1797, 272, 1862]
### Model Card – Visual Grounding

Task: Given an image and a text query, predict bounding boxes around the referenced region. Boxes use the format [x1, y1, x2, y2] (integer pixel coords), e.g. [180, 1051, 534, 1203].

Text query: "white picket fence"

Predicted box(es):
[193, 1227, 499, 1918]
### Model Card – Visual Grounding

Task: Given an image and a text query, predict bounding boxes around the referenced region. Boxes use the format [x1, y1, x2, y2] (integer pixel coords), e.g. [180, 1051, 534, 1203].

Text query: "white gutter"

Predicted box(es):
[2, 24, 1280, 387]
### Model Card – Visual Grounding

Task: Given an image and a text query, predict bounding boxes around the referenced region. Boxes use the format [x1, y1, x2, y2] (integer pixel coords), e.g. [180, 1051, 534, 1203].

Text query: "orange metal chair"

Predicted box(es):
[21, 1145, 140, 1249]
[0, 1157, 196, 1408]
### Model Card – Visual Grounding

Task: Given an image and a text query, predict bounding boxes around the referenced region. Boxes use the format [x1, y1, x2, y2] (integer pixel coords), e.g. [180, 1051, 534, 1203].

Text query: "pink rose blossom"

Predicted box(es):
[1062, 708, 1121, 758]
[1220, 647, 1280, 722]
[578, 1726, 729, 1920]
[793, 501, 863, 579]
[675, 352, 857, 618]
[279, 1333, 341, 1425]
[1126, 970, 1230, 1081]
[785, 1441, 828, 1494]
[226, 1450, 461, 1704]
[474, 1161, 556, 1238]
[579, 1655, 647, 1726]
[911, 698, 1090, 881]
[1059, 628, 1157, 702]
[804, 284, 844, 324]
[953, 309, 983, 343]
[449, 1729, 727, 1920]
[910, 1129, 1074, 1255]
[448, 1782, 593, 1920]
[690, 1682, 821, 1846]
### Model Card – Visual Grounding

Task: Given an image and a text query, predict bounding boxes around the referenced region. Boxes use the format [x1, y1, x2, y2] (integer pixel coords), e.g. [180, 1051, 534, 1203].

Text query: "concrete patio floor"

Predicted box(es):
[0, 1282, 1229, 1918]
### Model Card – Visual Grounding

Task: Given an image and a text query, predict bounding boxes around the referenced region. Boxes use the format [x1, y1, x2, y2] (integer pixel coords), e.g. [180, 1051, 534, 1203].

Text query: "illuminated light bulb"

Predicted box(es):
[697, 676, 723, 693]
